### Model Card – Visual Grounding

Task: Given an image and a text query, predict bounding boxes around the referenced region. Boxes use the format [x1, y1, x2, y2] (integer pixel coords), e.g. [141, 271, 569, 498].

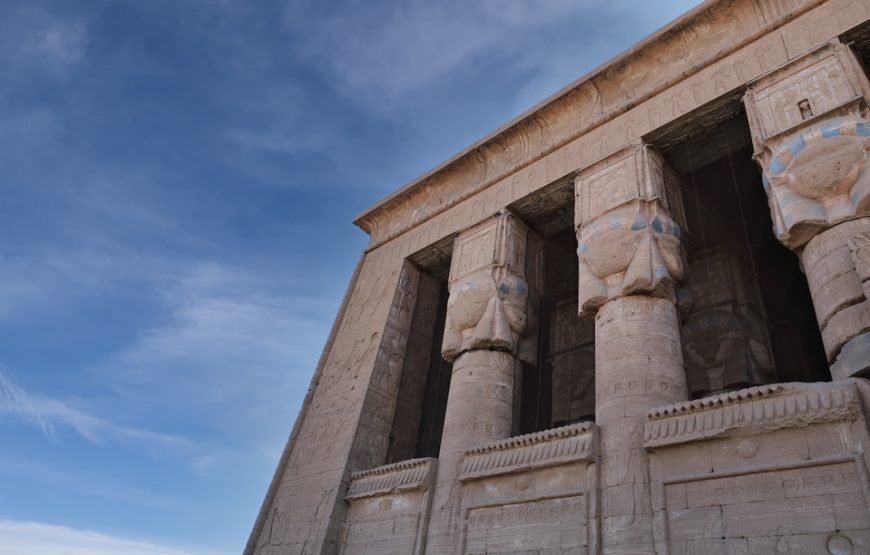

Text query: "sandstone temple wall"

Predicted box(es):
[246, 0, 870, 553]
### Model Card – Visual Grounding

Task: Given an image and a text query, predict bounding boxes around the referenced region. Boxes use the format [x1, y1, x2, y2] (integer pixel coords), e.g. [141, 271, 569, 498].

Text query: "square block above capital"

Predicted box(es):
[574, 142, 686, 230]
[448, 211, 542, 289]
[744, 40, 870, 152]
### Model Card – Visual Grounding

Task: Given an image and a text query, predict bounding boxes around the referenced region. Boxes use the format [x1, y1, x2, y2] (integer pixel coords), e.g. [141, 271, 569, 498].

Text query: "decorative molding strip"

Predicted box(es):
[644, 381, 863, 449]
[459, 422, 597, 482]
[346, 458, 436, 500]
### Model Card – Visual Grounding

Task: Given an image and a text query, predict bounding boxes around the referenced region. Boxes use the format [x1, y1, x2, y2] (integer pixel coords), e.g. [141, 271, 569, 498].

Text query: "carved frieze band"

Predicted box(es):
[458, 422, 597, 481]
[346, 457, 437, 500]
[643, 381, 863, 449]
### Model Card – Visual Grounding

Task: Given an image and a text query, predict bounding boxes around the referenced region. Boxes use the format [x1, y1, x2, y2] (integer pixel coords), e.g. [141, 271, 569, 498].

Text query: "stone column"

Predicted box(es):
[425, 210, 541, 553]
[745, 41, 870, 380]
[575, 142, 689, 554]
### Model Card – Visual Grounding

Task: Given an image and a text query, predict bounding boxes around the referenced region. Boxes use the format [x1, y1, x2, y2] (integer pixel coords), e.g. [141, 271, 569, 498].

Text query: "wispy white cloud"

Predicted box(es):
[0, 520, 228, 555]
[283, 0, 587, 113]
[0, 364, 195, 451]
[282, 0, 702, 120]
[99, 262, 332, 420]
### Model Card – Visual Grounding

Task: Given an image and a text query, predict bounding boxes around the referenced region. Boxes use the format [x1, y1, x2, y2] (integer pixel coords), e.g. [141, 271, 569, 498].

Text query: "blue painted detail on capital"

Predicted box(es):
[631, 217, 647, 231]
[499, 282, 511, 295]
[761, 174, 770, 194]
[651, 217, 663, 233]
[516, 281, 527, 294]
[671, 224, 680, 238]
[654, 265, 668, 279]
[769, 157, 785, 174]
[819, 123, 841, 139]
[857, 122, 870, 137]
[578, 243, 588, 255]
[610, 218, 623, 230]
[787, 136, 807, 155]
[778, 191, 804, 208]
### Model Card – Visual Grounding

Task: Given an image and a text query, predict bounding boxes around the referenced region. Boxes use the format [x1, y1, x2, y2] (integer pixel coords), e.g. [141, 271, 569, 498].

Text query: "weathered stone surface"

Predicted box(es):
[459, 421, 596, 481]
[745, 41, 870, 379]
[340, 459, 436, 555]
[596, 296, 687, 554]
[575, 144, 687, 315]
[248, 2, 870, 554]
[646, 380, 870, 555]
[441, 211, 542, 362]
[458, 424, 598, 555]
[428, 211, 543, 553]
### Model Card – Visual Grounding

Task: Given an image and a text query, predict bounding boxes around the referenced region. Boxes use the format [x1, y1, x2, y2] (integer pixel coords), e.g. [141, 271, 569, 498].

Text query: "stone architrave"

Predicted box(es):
[575, 141, 689, 555]
[425, 210, 542, 553]
[745, 40, 870, 379]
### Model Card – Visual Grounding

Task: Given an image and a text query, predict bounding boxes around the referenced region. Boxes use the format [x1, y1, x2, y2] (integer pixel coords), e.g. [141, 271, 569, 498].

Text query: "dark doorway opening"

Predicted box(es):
[385, 244, 453, 463]
[651, 100, 830, 398]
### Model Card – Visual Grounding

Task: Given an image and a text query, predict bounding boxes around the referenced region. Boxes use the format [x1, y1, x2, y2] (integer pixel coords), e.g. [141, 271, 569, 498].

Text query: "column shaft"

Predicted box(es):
[596, 296, 686, 553]
[425, 211, 541, 553]
[575, 142, 690, 555]
[801, 218, 870, 378]
[744, 41, 870, 378]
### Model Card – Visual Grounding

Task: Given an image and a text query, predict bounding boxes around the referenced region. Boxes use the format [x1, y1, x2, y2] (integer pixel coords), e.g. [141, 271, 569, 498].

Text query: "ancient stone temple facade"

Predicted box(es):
[246, 1, 870, 553]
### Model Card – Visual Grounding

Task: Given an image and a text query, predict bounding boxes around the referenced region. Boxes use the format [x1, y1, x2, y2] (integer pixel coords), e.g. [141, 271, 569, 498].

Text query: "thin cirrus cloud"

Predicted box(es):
[283, 0, 583, 107]
[93, 262, 333, 410]
[0, 363, 195, 451]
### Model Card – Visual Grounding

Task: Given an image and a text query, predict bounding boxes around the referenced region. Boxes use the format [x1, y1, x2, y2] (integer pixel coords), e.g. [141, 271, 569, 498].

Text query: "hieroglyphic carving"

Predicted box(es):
[849, 231, 870, 298]
[661, 461, 870, 553]
[463, 495, 589, 554]
[368, 0, 869, 268]
[341, 458, 436, 555]
[251, 3, 870, 554]
[249, 248, 410, 555]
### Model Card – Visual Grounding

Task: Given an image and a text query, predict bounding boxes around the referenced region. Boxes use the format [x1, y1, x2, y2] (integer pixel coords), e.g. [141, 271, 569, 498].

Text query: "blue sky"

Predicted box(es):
[0, 1, 702, 553]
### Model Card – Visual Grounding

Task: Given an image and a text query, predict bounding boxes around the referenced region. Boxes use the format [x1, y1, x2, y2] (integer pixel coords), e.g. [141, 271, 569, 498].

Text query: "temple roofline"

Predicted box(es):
[353, 0, 827, 245]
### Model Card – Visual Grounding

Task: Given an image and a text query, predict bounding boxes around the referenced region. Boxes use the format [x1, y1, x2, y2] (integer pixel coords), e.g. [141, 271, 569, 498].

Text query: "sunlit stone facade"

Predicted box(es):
[247, 1, 870, 553]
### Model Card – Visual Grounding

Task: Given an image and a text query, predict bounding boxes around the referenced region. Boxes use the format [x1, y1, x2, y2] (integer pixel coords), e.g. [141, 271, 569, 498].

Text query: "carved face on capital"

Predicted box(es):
[770, 135, 868, 200]
[763, 118, 870, 248]
[576, 204, 685, 314]
[441, 268, 529, 361]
